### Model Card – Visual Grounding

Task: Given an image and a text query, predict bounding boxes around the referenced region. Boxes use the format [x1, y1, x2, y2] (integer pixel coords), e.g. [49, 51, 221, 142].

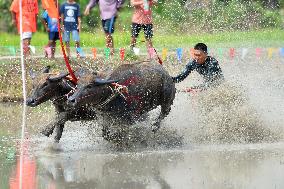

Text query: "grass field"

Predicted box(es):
[0, 28, 283, 50]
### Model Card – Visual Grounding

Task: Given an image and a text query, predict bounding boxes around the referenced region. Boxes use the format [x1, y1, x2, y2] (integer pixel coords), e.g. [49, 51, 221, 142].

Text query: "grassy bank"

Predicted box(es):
[1, 29, 283, 49]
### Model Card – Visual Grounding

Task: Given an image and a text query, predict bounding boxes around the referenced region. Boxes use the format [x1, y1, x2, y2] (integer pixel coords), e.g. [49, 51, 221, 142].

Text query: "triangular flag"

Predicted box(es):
[42, 0, 59, 19]
[133, 47, 140, 55]
[29, 45, 36, 54]
[177, 48, 182, 62]
[256, 48, 262, 58]
[120, 48, 125, 61]
[218, 48, 223, 58]
[229, 48, 235, 59]
[104, 48, 110, 59]
[241, 48, 248, 60]
[280, 48, 284, 57]
[92, 48, 97, 59]
[8, 46, 16, 56]
[162, 48, 168, 61]
[267, 48, 274, 59]
[189, 48, 194, 58]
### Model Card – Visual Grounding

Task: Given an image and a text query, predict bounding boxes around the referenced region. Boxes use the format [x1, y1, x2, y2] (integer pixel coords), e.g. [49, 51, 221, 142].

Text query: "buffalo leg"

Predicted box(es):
[152, 106, 171, 133]
[40, 122, 56, 137]
[54, 123, 65, 143]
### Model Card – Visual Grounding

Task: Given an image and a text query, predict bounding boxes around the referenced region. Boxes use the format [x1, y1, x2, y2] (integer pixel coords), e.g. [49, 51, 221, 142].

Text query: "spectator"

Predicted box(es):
[10, 0, 38, 58]
[60, 0, 82, 58]
[41, 2, 59, 58]
[84, 0, 125, 56]
[130, 0, 157, 57]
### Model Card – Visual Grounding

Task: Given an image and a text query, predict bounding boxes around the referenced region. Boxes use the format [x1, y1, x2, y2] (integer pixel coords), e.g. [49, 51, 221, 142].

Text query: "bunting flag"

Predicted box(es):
[29, 45, 36, 54]
[104, 48, 110, 59]
[162, 48, 168, 61]
[177, 48, 182, 62]
[217, 48, 223, 58]
[92, 48, 97, 59]
[280, 48, 284, 57]
[42, 0, 59, 18]
[8, 46, 16, 56]
[256, 48, 262, 58]
[241, 48, 248, 60]
[267, 48, 274, 59]
[133, 47, 140, 55]
[189, 48, 194, 58]
[229, 48, 235, 59]
[120, 48, 125, 61]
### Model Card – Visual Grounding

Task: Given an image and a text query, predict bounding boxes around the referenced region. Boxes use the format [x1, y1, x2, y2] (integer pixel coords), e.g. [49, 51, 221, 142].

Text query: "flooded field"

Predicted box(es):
[0, 54, 284, 189]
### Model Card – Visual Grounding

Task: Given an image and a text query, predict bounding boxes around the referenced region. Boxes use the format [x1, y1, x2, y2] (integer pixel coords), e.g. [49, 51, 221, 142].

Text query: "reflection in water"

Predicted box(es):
[9, 142, 36, 189]
[34, 144, 284, 189]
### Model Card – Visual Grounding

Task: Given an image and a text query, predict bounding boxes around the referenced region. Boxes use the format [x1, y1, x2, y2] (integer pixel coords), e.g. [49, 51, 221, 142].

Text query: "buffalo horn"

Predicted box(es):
[48, 73, 69, 81]
[94, 78, 119, 85]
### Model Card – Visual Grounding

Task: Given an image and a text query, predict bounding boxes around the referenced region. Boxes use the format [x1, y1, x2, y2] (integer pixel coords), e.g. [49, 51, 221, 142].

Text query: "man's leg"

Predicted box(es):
[23, 38, 31, 58]
[51, 41, 56, 58]
[105, 33, 114, 55]
[63, 31, 71, 57]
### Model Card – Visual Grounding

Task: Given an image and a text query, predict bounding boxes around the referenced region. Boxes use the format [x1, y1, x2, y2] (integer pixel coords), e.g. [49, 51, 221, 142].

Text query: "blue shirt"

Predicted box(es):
[60, 2, 81, 31]
[42, 10, 58, 32]
[172, 56, 224, 86]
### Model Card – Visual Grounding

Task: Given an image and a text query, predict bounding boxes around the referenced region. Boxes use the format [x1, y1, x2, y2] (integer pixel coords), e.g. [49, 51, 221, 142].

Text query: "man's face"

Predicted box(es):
[193, 49, 207, 64]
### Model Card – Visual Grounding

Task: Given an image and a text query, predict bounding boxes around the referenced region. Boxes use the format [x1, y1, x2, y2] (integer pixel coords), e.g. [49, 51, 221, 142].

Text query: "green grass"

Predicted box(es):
[0, 28, 283, 50]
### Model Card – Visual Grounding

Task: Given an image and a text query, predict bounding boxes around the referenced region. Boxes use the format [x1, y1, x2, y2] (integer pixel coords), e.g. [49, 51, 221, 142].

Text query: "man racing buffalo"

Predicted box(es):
[172, 43, 224, 90]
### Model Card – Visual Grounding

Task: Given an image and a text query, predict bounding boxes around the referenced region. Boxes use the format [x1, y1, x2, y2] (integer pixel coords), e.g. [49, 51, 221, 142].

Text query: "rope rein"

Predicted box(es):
[97, 83, 128, 109]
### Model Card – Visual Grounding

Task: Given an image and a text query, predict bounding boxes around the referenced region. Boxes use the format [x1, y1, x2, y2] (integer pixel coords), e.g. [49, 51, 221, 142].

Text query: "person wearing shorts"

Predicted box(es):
[10, 0, 38, 58]
[84, 0, 124, 55]
[130, 0, 157, 57]
[60, 0, 82, 58]
[41, 7, 59, 58]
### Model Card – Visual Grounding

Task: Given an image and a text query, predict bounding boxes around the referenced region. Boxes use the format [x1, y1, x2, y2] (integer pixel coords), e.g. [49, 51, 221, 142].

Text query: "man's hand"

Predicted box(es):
[84, 7, 90, 15]
[12, 19, 16, 26]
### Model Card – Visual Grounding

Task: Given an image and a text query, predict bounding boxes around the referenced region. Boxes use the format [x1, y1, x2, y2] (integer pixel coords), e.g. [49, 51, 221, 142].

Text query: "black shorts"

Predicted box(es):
[131, 23, 153, 39]
[102, 17, 116, 34]
[48, 32, 59, 41]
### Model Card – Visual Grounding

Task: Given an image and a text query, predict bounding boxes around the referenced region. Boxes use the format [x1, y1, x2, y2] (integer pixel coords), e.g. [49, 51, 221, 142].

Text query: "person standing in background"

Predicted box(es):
[10, 0, 38, 58]
[41, 2, 59, 59]
[84, 0, 125, 56]
[60, 0, 82, 58]
[130, 0, 157, 57]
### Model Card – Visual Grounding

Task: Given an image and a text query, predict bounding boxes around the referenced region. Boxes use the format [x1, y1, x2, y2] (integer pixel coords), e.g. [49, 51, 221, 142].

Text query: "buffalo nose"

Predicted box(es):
[67, 97, 77, 106]
[26, 98, 35, 106]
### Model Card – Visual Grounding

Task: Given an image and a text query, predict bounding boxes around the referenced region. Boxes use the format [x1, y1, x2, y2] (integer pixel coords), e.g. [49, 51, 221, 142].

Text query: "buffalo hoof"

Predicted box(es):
[151, 122, 161, 133]
[40, 127, 54, 137]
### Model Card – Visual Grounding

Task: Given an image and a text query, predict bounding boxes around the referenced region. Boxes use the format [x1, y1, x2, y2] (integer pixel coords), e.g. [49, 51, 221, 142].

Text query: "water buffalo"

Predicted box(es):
[67, 60, 176, 139]
[27, 67, 96, 143]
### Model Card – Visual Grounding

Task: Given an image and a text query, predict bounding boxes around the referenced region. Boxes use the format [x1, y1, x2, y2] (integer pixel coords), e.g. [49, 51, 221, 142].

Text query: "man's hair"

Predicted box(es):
[194, 43, 207, 54]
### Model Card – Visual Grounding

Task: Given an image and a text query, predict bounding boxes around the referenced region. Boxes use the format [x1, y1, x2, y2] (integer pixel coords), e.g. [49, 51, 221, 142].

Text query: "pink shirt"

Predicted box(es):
[131, 0, 153, 24]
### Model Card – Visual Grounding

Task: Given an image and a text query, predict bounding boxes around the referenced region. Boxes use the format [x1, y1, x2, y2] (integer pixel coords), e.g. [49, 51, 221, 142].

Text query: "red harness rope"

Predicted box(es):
[56, 1, 78, 84]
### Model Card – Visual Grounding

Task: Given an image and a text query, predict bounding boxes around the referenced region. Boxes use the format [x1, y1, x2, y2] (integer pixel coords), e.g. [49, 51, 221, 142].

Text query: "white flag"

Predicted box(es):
[241, 48, 248, 60]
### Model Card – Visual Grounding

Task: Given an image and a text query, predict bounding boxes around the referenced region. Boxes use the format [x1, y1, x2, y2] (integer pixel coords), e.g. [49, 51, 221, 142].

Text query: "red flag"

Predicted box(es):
[42, 0, 58, 18]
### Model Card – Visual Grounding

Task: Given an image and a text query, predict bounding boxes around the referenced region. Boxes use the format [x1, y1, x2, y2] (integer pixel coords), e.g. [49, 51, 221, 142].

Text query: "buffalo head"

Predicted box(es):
[27, 67, 71, 107]
[67, 71, 118, 107]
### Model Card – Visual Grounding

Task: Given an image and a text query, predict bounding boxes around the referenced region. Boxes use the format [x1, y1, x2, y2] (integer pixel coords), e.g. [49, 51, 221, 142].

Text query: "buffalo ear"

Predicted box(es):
[47, 73, 69, 82]
[42, 66, 51, 73]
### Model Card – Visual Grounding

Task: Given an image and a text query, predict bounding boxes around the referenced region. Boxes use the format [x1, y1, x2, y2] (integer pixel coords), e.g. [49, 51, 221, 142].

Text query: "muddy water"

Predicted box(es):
[0, 54, 284, 189]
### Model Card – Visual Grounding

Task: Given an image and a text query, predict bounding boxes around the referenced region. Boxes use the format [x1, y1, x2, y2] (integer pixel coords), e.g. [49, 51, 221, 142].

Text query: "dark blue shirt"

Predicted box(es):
[60, 2, 81, 31]
[172, 56, 224, 86]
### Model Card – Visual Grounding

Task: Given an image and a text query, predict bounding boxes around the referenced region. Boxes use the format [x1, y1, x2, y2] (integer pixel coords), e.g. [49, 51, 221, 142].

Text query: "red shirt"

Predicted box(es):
[131, 0, 153, 24]
[10, 0, 38, 33]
